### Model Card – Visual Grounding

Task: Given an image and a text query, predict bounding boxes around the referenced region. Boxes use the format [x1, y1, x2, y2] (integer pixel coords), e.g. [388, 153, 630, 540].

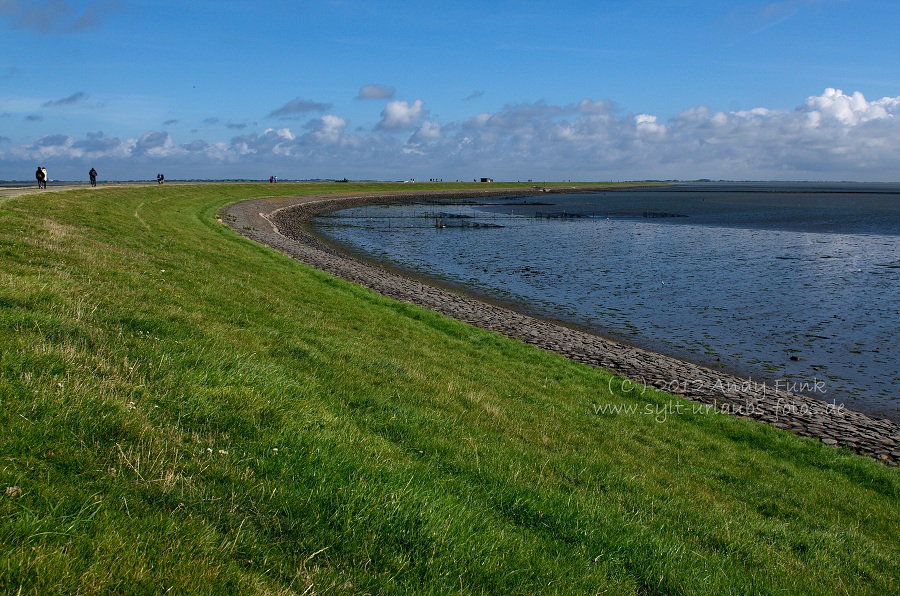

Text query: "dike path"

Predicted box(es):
[221, 188, 900, 465]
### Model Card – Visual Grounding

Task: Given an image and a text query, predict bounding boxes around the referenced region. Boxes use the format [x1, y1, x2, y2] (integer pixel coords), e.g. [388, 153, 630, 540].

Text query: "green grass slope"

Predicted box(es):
[0, 183, 897, 594]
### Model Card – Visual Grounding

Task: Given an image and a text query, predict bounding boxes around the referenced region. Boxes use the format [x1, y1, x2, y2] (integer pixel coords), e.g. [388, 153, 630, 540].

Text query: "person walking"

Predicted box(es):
[36, 166, 46, 189]
[89, 167, 98, 187]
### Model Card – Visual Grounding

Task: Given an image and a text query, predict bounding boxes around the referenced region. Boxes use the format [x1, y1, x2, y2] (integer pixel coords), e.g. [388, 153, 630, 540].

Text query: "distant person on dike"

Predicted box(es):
[157, 173, 164, 184]
[89, 167, 98, 187]
[36, 166, 47, 189]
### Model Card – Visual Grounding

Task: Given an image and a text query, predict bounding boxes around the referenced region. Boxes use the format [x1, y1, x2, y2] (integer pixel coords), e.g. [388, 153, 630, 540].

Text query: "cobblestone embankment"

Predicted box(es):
[221, 189, 899, 465]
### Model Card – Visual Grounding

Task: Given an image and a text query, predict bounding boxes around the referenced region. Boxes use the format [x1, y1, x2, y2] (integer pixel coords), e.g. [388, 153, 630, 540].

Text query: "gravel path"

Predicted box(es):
[221, 189, 900, 465]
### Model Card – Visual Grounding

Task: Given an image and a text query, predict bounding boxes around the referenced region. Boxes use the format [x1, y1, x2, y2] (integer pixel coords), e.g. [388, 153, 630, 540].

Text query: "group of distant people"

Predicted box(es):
[32, 166, 170, 187]
[30, 168, 301, 186]
[35, 166, 98, 188]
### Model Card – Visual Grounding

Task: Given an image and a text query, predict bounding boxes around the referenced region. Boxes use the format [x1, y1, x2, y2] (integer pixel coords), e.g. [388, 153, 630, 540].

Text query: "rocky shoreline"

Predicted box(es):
[221, 189, 899, 465]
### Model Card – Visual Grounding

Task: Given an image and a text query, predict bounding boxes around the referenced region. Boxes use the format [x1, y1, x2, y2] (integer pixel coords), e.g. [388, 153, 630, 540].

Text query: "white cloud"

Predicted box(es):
[275, 128, 295, 142]
[634, 114, 666, 137]
[132, 131, 177, 157]
[409, 121, 442, 144]
[800, 87, 892, 126]
[309, 115, 347, 144]
[576, 99, 615, 115]
[2, 88, 899, 182]
[378, 99, 426, 130]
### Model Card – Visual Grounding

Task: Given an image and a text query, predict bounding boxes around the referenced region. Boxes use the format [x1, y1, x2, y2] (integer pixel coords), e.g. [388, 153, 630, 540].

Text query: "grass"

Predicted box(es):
[0, 181, 897, 594]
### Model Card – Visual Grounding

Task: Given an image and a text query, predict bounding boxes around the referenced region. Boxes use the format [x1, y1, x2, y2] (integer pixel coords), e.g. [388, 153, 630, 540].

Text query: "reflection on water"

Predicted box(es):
[313, 183, 900, 421]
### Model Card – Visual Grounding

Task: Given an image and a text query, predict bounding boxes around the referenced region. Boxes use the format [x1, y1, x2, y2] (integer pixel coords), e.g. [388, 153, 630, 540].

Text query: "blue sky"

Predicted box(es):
[2, 0, 899, 181]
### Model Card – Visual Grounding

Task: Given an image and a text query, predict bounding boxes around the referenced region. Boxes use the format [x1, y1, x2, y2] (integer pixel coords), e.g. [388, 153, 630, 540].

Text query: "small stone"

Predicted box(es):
[821, 438, 838, 445]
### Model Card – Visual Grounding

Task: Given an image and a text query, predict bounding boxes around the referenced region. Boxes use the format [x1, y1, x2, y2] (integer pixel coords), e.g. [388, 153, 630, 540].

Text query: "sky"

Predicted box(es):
[1, 0, 899, 182]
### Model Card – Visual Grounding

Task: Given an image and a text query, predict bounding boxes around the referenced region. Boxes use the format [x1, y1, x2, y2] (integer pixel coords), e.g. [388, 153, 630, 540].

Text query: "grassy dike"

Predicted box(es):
[0, 182, 897, 594]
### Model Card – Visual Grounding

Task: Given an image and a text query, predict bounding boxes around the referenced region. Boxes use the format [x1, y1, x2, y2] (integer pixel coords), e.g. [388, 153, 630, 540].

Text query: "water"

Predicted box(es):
[312, 183, 900, 421]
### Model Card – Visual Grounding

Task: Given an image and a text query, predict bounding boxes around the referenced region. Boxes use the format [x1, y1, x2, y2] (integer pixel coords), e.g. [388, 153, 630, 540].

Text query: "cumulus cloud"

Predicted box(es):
[448, 88, 900, 180]
[409, 121, 442, 144]
[307, 114, 347, 144]
[1, 88, 898, 182]
[71, 131, 121, 153]
[357, 84, 395, 100]
[634, 114, 666, 137]
[133, 131, 178, 157]
[21, 134, 76, 158]
[182, 139, 209, 152]
[229, 127, 298, 157]
[268, 98, 331, 119]
[650, 88, 900, 179]
[378, 99, 427, 130]
[800, 87, 895, 126]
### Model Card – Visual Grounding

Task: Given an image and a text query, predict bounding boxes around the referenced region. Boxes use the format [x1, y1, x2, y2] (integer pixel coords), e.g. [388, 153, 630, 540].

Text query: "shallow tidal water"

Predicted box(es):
[313, 183, 900, 421]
